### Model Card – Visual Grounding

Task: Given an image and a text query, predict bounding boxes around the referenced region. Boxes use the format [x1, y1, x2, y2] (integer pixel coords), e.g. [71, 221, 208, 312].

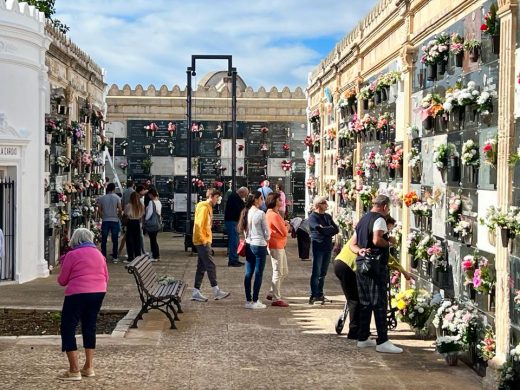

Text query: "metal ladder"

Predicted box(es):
[104, 146, 123, 194]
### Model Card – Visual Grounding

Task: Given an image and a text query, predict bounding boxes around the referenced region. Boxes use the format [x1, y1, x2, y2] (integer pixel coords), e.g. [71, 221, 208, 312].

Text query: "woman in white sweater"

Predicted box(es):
[238, 191, 270, 309]
[144, 188, 162, 261]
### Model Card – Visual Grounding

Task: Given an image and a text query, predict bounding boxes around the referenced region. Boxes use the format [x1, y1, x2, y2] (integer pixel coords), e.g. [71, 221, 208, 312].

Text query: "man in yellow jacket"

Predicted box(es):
[192, 188, 230, 302]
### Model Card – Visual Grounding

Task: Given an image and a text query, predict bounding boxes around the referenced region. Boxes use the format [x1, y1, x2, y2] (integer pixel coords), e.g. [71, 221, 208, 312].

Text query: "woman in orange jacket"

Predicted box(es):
[265, 192, 291, 307]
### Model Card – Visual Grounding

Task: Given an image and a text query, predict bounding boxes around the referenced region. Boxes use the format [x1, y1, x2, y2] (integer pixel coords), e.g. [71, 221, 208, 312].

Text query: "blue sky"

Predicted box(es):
[55, 0, 379, 90]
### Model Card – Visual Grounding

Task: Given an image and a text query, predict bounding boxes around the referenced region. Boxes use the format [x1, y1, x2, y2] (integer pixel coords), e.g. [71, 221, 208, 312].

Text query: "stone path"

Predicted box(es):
[0, 234, 482, 389]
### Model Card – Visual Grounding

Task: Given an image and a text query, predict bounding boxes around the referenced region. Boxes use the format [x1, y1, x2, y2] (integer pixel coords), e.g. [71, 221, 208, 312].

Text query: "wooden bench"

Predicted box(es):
[125, 254, 186, 329]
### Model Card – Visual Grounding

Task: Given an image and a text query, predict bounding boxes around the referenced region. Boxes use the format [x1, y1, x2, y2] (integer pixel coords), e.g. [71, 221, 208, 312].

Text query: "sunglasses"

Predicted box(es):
[319, 201, 327, 205]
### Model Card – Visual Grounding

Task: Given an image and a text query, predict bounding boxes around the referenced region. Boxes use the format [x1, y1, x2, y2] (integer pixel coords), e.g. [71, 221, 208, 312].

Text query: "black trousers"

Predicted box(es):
[61, 292, 105, 352]
[148, 231, 160, 259]
[356, 265, 388, 345]
[126, 219, 142, 261]
[296, 229, 310, 259]
[333, 260, 360, 339]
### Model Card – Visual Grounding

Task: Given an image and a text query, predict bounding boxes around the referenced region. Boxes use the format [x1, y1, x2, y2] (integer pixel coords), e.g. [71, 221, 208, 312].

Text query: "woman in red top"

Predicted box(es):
[265, 192, 290, 307]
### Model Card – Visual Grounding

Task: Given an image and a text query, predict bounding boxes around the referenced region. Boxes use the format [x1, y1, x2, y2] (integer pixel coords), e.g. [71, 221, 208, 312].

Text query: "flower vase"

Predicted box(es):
[465, 166, 478, 184]
[444, 353, 459, 366]
[487, 289, 495, 312]
[414, 214, 421, 228]
[462, 231, 473, 246]
[492, 34, 500, 55]
[422, 116, 433, 131]
[455, 52, 464, 67]
[501, 228, 511, 248]
[469, 47, 480, 62]
[363, 99, 369, 110]
[426, 63, 437, 81]
[349, 105, 356, 116]
[438, 61, 447, 76]
[375, 90, 382, 104]
[381, 87, 388, 102]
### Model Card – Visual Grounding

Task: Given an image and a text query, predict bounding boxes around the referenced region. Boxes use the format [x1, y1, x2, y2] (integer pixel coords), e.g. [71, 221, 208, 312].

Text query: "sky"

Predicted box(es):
[55, 0, 379, 90]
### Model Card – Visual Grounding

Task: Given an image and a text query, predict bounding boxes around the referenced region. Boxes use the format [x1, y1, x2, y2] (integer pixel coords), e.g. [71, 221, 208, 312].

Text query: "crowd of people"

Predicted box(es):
[56, 180, 405, 380]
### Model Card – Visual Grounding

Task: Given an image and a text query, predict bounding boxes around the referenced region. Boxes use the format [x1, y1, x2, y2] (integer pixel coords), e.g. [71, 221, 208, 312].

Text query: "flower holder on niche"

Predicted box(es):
[488, 229, 496, 246]
[422, 116, 434, 131]
[445, 353, 459, 366]
[363, 99, 369, 110]
[455, 52, 464, 67]
[501, 228, 513, 248]
[381, 87, 388, 102]
[375, 90, 382, 104]
[426, 64, 437, 81]
[492, 35, 500, 55]
[464, 166, 478, 185]
[469, 47, 480, 62]
[438, 61, 447, 76]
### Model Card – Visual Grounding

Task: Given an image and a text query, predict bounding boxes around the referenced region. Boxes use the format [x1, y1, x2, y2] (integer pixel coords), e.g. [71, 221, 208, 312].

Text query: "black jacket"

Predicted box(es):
[224, 192, 245, 222]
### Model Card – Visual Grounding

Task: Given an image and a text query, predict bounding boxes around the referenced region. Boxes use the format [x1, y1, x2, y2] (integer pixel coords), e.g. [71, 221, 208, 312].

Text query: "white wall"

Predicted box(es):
[0, 1, 51, 282]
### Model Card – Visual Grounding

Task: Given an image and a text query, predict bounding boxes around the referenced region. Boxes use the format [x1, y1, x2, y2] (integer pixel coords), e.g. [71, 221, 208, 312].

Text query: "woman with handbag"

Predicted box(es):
[238, 191, 270, 309]
[144, 188, 162, 261]
[124, 192, 145, 263]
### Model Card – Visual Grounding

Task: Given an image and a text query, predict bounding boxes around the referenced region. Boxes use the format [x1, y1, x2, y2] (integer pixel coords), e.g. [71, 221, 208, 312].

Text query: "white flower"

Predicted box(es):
[467, 81, 476, 90]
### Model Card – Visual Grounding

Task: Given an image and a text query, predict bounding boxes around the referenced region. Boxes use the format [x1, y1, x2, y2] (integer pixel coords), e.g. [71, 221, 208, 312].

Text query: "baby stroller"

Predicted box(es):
[335, 272, 398, 335]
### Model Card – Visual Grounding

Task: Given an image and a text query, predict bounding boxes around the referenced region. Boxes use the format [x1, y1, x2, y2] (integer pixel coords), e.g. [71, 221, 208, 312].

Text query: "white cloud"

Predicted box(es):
[55, 0, 379, 89]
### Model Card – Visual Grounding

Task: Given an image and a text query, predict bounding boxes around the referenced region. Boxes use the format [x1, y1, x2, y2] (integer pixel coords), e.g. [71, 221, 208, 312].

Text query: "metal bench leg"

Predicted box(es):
[167, 302, 180, 320]
[132, 306, 147, 328]
[157, 307, 176, 329]
[173, 299, 183, 314]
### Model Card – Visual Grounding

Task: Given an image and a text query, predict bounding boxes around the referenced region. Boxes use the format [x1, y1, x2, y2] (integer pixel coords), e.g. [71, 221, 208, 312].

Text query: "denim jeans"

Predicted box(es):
[310, 244, 332, 298]
[225, 221, 239, 265]
[101, 221, 120, 259]
[244, 244, 267, 302]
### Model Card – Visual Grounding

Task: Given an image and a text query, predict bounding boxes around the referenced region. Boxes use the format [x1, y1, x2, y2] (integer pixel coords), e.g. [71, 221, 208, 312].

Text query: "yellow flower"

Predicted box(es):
[396, 300, 406, 310]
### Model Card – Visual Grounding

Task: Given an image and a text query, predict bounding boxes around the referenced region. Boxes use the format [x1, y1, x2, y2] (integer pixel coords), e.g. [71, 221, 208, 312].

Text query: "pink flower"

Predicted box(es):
[473, 269, 482, 288]
[444, 313, 454, 323]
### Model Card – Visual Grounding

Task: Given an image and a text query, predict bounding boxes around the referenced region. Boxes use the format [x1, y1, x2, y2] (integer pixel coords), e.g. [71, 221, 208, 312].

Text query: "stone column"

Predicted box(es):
[0, 1, 51, 282]
[484, 2, 518, 387]
[398, 44, 415, 287]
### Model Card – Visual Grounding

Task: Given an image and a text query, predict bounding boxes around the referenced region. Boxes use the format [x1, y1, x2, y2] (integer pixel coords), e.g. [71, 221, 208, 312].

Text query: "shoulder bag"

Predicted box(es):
[144, 201, 162, 233]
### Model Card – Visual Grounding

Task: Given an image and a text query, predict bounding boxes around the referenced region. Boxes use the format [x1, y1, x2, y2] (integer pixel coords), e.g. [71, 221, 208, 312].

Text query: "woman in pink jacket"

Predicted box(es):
[57, 228, 109, 381]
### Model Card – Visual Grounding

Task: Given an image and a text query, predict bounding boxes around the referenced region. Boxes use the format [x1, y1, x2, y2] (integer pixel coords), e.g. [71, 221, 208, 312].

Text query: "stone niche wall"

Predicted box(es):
[307, 0, 520, 381]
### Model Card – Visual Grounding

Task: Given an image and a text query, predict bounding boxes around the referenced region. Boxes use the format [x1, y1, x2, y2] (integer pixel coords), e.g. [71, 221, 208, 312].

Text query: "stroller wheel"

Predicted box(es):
[387, 315, 397, 330]
[335, 314, 346, 335]
[335, 303, 349, 335]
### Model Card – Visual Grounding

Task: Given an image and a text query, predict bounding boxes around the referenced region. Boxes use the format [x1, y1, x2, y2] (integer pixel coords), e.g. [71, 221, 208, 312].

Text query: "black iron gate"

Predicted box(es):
[0, 178, 15, 281]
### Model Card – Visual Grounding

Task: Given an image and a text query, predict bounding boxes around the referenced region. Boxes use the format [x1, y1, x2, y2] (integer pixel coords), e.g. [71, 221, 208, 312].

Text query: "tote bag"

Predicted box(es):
[237, 239, 246, 257]
[144, 201, 162, 233]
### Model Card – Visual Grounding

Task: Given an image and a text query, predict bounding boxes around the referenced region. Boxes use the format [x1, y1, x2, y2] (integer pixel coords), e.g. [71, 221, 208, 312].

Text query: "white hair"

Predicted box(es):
[70, 228, 95, 248]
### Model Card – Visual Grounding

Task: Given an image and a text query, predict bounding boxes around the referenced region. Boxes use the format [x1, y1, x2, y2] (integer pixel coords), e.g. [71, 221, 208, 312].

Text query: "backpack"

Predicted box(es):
[144, 201, 162, 233]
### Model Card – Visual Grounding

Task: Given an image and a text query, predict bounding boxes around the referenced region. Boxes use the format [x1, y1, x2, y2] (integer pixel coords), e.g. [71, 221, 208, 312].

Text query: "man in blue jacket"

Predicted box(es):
[308, 196, 339, 304]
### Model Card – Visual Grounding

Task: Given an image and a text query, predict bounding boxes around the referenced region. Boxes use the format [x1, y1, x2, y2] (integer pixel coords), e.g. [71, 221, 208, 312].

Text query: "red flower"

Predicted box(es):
[480, 23, 488, 31]
[483, 144, 492, 153]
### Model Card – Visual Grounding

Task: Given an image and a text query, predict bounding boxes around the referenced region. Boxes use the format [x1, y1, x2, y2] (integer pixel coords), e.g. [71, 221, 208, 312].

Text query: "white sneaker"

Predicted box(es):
[214, 289, 230, 300]
[376, 340, 403, 354]
[245, 302, 253, 309]
[251, 301, 267, 309]
[357, 339, 377, 348]
[191, 289, 208, 302]
[149, 258, 158, 262]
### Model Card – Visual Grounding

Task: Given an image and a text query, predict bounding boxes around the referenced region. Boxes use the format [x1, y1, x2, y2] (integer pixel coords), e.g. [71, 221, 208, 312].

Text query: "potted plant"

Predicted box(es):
[450, 33, 465, 67]
[436, 336, 464, 366]
[420, 93, 444, 131]
[433, 143, 450, 182]
[463, 39, 481, 62]
[142, 158, 153, 174]
[420, 32, 450, 80]
[481, 3, 500, 54]
[408, 147, 422, 182]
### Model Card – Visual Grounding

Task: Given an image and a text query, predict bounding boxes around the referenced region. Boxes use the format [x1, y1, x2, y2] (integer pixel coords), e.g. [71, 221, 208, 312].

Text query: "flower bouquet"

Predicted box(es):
[391, 288, 435, 332]
[482, 135, 498, 167]
[481, 3, 500, 54]
[462, 253, 495, 295]
[306, 176, 316, 191]
[282, 143, 290, 151]
[119, 160, 128, 170]
[403, 191, 419, 207]
[144, 122, 158, 137]
[436, 335, 464, 365]
[450, 33, 465, 67]
[337, 208, 355, 237]
[281, 160, 292, 172]
[446, 192, 462, 223]
[358, 85, 374, 109]
[358, 185, 374, 209]
[421, 32, 450, 80]
[192, 178, 205, 188]
[461, 140, 479, 167]
[260, 127, 269, 134]
[355, 162, 365, 179]
[464, 39, 481, 62]
[476, 90, 497, 115]
[303, 136, 314, 148]
[421, 93, 444, 130]
[454, 220, 472, 243]
[406, 230, 422, 268]
[237, 144, 244, 152]
[260, 143, 268, 152]
[427, 241, 447, 270]
[478, 327, 496, 362]
[167, 122, 176, 136]
[306, 154, 316, 167]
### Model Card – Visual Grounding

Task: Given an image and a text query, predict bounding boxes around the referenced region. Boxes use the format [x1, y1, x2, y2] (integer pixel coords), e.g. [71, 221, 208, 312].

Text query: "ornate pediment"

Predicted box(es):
[0, 113, 24, 138]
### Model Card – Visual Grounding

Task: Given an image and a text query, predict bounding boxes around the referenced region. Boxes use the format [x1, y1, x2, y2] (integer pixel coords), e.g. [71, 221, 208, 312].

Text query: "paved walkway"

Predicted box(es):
[0, 234, 481, 389]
